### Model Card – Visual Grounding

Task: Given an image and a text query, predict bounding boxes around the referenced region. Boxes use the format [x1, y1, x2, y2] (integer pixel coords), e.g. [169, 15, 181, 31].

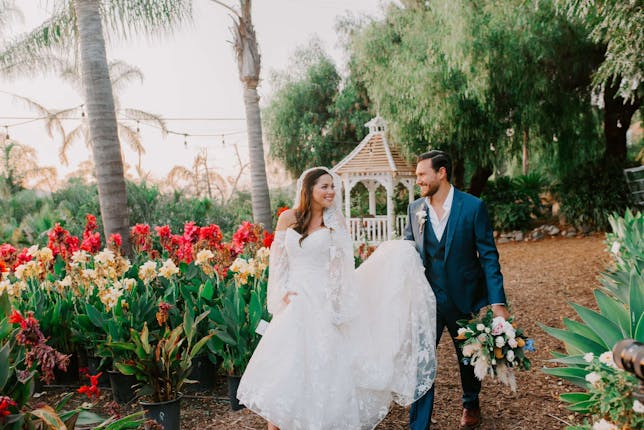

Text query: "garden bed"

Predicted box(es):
[38, 235, 609, 429]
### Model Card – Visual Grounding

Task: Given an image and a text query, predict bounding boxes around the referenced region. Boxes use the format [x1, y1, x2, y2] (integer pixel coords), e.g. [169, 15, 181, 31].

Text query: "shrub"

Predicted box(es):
[557, 160, 632, 230]
[481, 173, 547, 231]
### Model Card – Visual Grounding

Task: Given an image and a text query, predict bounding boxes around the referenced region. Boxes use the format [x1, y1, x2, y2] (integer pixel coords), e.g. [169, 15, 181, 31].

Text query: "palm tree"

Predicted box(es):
[0, 0, 192, 252]
[210, 0, 272, 229]
[8, 59, 168, 167]
[0, 135, 58, 193]
[166, 146, 248, 204]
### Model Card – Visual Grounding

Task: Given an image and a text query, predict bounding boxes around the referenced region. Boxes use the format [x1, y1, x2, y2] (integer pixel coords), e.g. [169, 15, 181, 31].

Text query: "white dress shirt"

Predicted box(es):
[425, 185, 454, 241]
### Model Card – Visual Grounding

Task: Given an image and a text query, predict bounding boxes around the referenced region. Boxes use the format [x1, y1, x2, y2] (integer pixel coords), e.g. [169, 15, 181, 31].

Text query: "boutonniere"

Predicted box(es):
[415, 205, 428, 235]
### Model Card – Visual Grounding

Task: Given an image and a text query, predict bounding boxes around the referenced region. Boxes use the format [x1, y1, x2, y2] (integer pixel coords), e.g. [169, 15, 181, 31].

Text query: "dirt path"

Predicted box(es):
[41, 235, 610, 429]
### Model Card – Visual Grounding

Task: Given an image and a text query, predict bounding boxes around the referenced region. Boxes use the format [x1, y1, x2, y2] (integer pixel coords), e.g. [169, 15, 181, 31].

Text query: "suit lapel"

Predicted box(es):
[444, 189, 462, 260]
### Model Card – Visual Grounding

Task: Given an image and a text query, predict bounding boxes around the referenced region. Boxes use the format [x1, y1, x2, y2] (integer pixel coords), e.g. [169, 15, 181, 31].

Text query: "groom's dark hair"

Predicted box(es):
[417, 150, 452, 181]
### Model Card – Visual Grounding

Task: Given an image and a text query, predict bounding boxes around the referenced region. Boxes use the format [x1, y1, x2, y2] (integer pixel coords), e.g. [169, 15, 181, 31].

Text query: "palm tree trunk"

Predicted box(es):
[243, 85, 272, 229]
[74, 0, 130, 251]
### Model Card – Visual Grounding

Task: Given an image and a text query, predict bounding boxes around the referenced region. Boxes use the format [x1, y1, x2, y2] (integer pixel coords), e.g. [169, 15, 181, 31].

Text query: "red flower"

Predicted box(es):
[78, 372, 102, 399]
[155, 225, 172, 239]
[183, 221, 200, 243]
[8, 310, 25, 327]
[81, 232, 101, 254]
[263, 231, 275, 248]
[0, 260, 7, 273]
[0, 243, 16, 259]
[198, 224, 223, 248]
[277, 206, 289, 217]
[15, 248, 32, 267]
[0, 396, 17, 417]
[131, 224, 152, 252]
[47, 224, 79, 260]
[108, 233, 122, 248]
[79, 367, 90, 377]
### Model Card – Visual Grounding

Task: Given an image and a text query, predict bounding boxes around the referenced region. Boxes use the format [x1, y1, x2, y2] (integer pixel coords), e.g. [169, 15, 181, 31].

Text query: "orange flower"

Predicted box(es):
[455, 332, 467, 340]
[494, 347, 504, 359]
[516, 338, 526, 348]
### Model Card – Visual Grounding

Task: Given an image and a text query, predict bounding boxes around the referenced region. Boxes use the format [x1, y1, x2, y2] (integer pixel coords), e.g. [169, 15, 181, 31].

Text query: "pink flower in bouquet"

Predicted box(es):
[491, 317, 506, 335]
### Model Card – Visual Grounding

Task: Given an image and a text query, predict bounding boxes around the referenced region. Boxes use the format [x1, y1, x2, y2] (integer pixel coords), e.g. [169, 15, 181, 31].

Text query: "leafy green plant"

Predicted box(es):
[481, 173, 547, 230]
[541, 210, 644, 428]
[207, 259, 270, 376]
[110, 308, 213, 402]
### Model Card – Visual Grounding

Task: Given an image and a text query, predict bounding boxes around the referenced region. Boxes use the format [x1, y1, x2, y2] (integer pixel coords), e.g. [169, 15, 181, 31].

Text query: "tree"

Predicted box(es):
[265, 41, 371, 177]
[0, 135, 57, 193]
[210, 0, 272, 230]
[561, 0, 643, 161]
[0, 0, 192, 252]
[349, 0, 605, 191]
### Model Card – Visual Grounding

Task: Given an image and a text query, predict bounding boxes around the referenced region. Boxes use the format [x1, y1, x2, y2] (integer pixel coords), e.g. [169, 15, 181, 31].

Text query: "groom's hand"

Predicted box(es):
[492, 304, 511, 320]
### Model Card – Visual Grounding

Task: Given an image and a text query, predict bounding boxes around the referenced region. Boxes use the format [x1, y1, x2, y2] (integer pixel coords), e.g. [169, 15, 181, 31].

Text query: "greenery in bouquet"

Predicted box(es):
[109, 306, 213, 402]
[456, 308, 533, 391]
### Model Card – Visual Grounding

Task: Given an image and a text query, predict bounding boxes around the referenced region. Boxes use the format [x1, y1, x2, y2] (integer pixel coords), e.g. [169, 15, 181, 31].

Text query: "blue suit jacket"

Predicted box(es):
[404, 188, 506, 314]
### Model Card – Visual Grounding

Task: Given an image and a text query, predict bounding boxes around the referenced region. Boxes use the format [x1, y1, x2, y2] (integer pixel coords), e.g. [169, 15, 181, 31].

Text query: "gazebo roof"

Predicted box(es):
[332, 116, 415, 177]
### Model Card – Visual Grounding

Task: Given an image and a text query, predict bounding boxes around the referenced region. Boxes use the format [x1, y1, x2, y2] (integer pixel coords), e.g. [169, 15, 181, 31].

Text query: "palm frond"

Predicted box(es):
[60, 124, 87, 165]
[99, 0, 193, 42]
[117, 122, 145, 156]
[0, 0, 24, 35]
[109, 60, 144, 91]
[120, 108, 168, 135]
[0, 5, 76, 77]
[0, 90, 68, 141]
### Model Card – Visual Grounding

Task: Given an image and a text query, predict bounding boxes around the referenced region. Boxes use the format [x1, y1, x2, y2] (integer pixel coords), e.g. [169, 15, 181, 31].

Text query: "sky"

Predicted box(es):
[0, 0, 390, 187]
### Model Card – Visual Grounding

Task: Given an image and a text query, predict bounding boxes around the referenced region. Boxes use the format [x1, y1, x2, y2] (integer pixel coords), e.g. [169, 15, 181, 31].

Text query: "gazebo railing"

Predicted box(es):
[348, 215, 409, 243]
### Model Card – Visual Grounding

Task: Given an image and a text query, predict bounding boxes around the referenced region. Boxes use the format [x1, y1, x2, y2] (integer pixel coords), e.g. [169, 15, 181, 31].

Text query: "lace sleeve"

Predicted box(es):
[267, 231, 289, 316]
[326, 227, 358, 326]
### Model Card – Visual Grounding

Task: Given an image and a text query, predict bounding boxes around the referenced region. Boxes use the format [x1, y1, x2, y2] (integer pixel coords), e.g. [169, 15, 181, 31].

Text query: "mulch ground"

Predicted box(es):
[39, 234, 610, 429]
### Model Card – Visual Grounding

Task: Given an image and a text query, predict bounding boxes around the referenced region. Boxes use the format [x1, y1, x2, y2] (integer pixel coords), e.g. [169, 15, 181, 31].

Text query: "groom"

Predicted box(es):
[404, 150, 510, 430]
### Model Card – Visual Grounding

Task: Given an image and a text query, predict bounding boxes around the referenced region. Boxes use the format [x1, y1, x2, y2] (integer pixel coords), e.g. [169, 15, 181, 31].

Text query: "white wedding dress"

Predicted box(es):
[237, 228, 437, 430]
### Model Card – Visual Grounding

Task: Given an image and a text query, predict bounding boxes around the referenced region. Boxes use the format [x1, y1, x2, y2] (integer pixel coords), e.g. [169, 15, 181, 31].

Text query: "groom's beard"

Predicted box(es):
[421, 183, 440, 197]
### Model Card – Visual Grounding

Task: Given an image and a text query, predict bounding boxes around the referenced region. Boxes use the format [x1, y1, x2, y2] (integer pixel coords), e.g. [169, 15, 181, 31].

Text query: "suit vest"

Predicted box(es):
[423, 217, 450, 306]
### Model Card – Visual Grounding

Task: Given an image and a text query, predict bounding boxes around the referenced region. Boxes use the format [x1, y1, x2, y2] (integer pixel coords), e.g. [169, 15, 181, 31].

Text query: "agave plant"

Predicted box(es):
[541, 210, 644, 420]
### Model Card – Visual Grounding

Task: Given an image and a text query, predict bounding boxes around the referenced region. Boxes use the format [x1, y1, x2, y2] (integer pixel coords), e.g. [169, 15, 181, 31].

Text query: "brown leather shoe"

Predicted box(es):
[459, 407, 481, 430]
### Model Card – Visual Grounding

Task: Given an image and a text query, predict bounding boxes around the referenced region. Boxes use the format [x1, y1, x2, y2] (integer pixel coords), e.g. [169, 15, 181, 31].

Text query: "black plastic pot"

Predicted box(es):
[186, 355, 216, 392]
[86, 355, 111, 387]
[107, 369, 137, 404]
[226, 375, 245, 411]
[140, 394, 183, 430]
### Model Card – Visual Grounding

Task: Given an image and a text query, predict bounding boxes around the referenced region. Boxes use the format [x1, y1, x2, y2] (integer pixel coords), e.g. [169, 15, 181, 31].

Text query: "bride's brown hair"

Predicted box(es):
[294, 168, 332, 244]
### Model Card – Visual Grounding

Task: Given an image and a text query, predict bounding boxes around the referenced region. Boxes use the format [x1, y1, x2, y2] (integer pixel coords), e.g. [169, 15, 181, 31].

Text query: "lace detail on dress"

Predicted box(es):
[326, 228, 358, 325]
[266, 231, 289, 315]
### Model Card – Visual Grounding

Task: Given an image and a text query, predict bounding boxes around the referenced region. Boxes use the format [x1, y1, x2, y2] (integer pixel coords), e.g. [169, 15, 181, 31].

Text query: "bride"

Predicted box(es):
[236, 167, 437, 430]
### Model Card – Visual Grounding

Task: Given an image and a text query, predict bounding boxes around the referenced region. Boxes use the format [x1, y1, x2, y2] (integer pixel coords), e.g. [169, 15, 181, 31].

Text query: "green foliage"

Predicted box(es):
[481, 173, 547, 230]
[561, 0, 643, 102]
[265, 40, 371, 177]
[111, 308, 213, 402]
[207, 267, 270, 376]
[541, 210, 644, 428]
[557, 160, 632, 230]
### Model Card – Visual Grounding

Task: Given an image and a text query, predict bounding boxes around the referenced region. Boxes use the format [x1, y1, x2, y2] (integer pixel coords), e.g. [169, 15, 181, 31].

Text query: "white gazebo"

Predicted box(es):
[332, 116, 416, 243]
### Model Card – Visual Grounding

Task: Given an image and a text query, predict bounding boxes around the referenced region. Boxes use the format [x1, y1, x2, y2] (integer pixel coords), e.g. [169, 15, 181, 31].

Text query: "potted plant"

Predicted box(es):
[109, 306, 213, 429]
[207, 246, 270, 410]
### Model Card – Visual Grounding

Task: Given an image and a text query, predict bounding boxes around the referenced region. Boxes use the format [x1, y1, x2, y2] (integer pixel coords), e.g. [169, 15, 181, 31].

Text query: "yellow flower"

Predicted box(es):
[123, 278, 137, 292]
[159, 259, 180, 279]
[71, 250, 91, 264]
[195, 249, 214, 266]
[99, 285, 123, 312]
[36, 247, 54, 264]
[138, 261, 158, 283]
[94, 249, 115, 266]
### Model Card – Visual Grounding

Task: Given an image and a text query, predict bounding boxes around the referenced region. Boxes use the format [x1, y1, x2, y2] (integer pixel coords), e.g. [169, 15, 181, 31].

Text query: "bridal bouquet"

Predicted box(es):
[456, 308, 533, 391]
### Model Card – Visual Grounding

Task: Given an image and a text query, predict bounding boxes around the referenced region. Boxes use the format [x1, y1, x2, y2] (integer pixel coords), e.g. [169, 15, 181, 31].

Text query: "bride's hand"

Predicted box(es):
[283, 292, 298, 305]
